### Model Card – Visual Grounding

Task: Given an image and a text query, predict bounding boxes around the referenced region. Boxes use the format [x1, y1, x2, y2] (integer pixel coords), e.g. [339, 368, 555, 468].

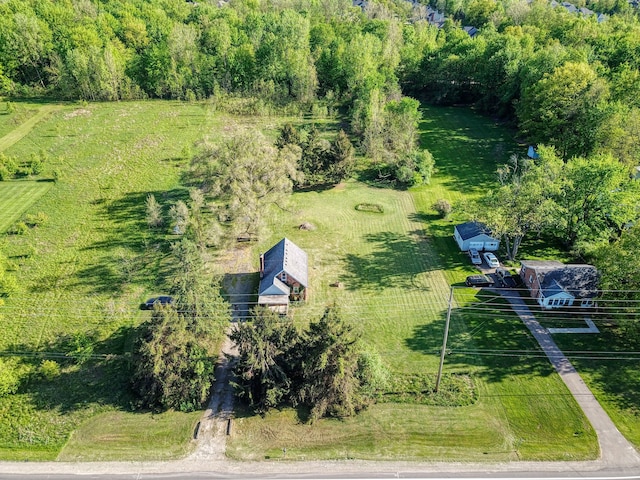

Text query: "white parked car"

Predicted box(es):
[483, 252, 500, 268]
[468, 248, 482, 265]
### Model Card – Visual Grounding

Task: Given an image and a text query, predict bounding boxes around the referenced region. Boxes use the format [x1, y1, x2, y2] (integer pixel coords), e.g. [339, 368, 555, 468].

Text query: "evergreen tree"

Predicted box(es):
[131, 305, 215, 412]
[298, 306, 365, 421]
[230, 307, 301, 412]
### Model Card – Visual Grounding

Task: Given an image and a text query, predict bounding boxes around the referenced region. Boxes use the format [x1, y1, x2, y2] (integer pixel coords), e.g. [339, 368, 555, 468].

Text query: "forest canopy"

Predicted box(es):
[2, 0, 640, 166]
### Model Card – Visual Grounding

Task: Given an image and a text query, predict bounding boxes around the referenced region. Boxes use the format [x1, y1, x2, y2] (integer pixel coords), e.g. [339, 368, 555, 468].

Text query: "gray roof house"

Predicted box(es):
[520, 260, 599, 309]
[258, 238, 308, 313]
[453, 221, 500, 252]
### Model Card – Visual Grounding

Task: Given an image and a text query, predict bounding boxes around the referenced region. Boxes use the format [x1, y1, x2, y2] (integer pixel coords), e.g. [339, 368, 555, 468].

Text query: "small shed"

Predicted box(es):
[453, 222, 500, 252]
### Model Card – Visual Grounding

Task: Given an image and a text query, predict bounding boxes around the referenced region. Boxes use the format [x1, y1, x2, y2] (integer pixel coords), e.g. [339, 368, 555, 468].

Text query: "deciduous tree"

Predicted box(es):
[518, 62, 610, 159]
[478, 148, 562, 260]
[191, 131, 302, 238]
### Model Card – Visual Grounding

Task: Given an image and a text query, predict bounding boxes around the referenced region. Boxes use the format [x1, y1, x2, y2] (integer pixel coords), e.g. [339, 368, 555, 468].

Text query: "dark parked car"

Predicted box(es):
[465, 274, 495, 287]
[142, 296, 174, 310]
[495, 267, 517, 287]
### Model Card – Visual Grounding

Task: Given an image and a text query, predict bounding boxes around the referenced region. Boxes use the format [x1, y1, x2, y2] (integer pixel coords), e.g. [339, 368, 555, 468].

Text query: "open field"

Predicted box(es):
[0, 181, 53, 233]
[0, 100, 632, 461]
[0, 100, 232, 460]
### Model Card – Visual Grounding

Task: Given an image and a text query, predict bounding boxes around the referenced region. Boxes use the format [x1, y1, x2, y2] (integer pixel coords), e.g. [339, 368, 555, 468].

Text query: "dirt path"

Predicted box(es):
[500, 290, 640, 467]
[0, 104, 63, 152]
[188, 245, 256, 460]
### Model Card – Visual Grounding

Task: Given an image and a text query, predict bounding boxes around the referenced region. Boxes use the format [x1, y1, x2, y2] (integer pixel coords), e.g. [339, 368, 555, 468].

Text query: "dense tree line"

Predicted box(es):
[477, 146, 639, 259]
[231, 306, 388, 420]
[134, 195, 231, 412]
[4, 0, 640, 165]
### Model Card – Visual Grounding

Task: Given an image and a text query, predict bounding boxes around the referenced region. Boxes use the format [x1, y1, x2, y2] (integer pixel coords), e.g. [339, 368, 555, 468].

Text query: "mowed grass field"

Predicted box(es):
[0, 181, 53, 233]
[0, 101, 604, 462]
[0, 100, 239, 460]
[225, 107, 597, 461]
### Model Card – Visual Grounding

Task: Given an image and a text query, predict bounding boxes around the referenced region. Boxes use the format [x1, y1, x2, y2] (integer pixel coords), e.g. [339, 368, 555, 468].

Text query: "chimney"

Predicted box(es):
[260, 254, 264, 278]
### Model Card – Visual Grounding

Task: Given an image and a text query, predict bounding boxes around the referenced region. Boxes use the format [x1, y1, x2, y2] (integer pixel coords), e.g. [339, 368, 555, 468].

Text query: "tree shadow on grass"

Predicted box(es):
[339, 231, 440, 292]
[5, 323, 149, 415]
[405, 292, 555, 384]
[89, 188, 188, 253]
[553, 324, 640, 415]
[65, 189, 187, 295]
[418, 108, 518, 195]
[409, 212, 469, 271]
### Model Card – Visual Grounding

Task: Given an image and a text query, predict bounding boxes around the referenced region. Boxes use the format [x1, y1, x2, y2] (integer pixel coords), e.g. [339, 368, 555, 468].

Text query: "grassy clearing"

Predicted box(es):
[0, 101, 49, 140]
[0, 100, 233, 459]
[0, 181, 52, 233]
[0, 104, 63, 152]
[228, 403, 516, 462]
[57, 410, 201, 461]
[227, 104, 598, 461]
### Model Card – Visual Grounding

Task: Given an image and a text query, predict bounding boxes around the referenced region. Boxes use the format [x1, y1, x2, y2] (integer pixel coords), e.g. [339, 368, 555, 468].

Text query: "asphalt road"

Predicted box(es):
[0, 467, 639, 480]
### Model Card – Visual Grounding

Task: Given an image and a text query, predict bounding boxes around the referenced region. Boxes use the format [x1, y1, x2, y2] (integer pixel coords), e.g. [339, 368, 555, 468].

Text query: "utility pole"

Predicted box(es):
[435, 286, 454, 393]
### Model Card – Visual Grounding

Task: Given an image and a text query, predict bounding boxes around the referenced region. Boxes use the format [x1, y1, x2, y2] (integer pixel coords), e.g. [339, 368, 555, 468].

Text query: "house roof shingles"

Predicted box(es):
[522, 260, 599, 298]
[259, 238, 308, 297]
[455, 221, 494, 240]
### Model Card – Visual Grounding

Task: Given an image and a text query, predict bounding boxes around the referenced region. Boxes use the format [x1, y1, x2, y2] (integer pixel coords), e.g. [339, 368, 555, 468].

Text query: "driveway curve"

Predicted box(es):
[498, 290, 640, 468]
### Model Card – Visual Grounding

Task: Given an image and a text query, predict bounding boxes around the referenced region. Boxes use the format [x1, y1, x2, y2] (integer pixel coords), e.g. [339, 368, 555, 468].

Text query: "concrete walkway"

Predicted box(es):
[548, 316, 599, 334]
[500, 290, 640, 467]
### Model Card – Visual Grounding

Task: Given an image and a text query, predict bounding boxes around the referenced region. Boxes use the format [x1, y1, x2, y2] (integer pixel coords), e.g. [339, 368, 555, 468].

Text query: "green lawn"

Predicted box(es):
[226, 104, 598, 461]
[0, 100, 227, 460]
[0, 181, 52, 233]
[0, 101, 621, 462]
[57, 410, 201, 461]
[549, 320, 640, 448]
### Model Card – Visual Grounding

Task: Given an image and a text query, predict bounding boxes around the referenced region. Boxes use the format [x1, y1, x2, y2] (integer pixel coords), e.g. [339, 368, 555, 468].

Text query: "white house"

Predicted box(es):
[520, 260, 599, 309]
[453, 221, 500, 252]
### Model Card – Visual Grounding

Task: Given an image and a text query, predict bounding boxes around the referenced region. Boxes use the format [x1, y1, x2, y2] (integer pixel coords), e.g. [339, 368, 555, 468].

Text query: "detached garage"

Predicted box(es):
[453, 221, 500, 252]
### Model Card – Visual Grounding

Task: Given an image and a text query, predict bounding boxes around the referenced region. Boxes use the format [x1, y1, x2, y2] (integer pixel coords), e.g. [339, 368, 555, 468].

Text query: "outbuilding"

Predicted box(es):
[453, 221, 500, 252]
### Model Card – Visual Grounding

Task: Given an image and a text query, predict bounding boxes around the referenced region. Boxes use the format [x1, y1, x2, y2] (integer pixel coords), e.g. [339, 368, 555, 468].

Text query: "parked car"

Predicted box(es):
[468, 248, 482, 265]
[142, 295, 174, 310]
[465, 274, 495, 287]
[495, 267, 517, 287]
[483, 252, 500, 268]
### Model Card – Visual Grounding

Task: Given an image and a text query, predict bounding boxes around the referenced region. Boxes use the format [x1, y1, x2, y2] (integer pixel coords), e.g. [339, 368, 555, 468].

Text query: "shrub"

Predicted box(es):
[0, 154, 18, 180]
[11, 222, 28, 235]
[355, 203, 384, 213]
[0, 272, 19, 297]
[24, 212, 48, 227]
[433, 199, 452, 219]
[0, 358, 22, 397]
[66, 332, 95, 365]
[38, 360, 61, 381]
